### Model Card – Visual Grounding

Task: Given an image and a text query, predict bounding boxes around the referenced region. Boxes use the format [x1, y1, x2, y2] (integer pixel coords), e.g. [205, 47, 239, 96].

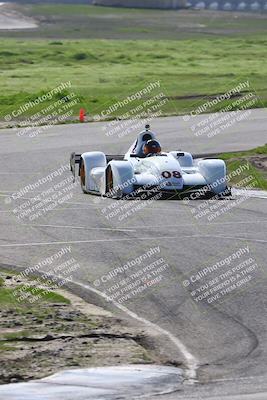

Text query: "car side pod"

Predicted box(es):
[106, 160, 136, 197]
[197, 159, 227, 195]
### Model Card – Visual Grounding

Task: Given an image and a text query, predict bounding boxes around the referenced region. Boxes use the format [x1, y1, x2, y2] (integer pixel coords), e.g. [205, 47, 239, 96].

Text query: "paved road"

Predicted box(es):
[0, 3, 37, 30]
[0, 109, 267, 399]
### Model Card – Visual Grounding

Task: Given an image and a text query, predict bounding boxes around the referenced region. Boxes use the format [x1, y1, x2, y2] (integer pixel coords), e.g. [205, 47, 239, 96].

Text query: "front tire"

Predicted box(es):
[106, 166, 123, 199]
[106, 165, 114, 197]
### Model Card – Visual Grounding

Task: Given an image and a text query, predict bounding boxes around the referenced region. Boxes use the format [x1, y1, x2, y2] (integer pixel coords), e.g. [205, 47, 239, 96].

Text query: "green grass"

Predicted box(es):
[2, 330, 31, 341]
[0, 342, 17, 352]
[0, 36, 266, 120]
[219, 144, 267, 190]
[226, 160, 267, 190]
[0, 5, 266, 121]
[0, 285, 70, 306]
[21, 286, 70, 304]
[219, 144, 267, 160]
[0, 274, 70, 354]
[0, 287, 18, 306]
[0, 272, 70, 307]
[22, 286, 70, 304]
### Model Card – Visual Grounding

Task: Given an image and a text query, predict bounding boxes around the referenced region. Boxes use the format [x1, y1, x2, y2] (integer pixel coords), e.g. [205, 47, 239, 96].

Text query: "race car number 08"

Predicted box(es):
[162, 171, 181, 179]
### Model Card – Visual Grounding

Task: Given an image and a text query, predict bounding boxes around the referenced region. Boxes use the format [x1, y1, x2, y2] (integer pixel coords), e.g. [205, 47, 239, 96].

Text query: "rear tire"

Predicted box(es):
[80, 160, 88, 194]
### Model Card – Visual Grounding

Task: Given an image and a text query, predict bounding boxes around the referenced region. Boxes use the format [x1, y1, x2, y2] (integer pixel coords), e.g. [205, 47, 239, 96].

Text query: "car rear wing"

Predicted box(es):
[70, 152, 125, 182]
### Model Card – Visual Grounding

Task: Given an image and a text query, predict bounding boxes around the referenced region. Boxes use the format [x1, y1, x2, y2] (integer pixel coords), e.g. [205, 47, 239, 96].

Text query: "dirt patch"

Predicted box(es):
[249, 155, 267, 171]
[0, 269, 156, 384]
[227, 155, 267, 174]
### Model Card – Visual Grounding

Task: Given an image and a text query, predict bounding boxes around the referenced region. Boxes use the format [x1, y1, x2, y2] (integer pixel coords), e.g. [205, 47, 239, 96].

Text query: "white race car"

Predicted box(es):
[70, 125, 231, 199]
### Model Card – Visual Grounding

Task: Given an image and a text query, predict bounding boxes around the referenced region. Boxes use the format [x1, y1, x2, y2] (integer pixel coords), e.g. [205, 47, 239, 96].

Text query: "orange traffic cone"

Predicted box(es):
[79, 108, 86, 122]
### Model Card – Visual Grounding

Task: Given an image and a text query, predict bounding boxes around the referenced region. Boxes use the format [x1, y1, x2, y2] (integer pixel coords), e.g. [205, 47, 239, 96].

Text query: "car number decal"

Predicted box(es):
[162, 171, 182, 179]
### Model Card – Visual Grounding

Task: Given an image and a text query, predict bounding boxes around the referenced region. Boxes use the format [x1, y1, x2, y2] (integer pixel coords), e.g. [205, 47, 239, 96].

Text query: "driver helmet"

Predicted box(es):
[143, 140, 161, 155]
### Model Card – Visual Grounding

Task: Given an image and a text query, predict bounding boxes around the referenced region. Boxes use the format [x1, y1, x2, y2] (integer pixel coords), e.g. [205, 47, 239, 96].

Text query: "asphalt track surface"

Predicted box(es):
[0, 109, 267, 399]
